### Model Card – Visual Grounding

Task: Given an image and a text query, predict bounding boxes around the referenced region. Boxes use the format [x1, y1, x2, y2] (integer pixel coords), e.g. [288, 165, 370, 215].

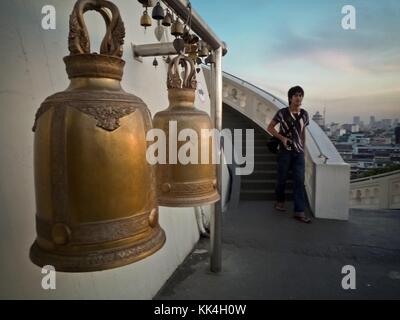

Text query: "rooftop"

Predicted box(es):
[156, 201, 400, 300]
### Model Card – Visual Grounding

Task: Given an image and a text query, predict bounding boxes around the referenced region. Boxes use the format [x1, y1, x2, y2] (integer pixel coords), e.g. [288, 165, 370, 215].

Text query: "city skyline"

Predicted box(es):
[316, 112, 399, 125]
[191, 0, 400, 123]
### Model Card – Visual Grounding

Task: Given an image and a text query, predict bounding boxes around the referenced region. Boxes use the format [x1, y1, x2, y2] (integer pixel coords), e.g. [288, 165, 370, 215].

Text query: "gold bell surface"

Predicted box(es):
[152, 55, 220, 207]
[30, 0, 165, 272]
[140, 10, 152, 28]
[170, 19, 184, 37]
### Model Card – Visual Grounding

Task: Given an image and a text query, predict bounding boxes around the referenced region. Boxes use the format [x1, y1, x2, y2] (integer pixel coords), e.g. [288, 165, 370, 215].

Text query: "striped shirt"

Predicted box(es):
[272, 107, 310, 153]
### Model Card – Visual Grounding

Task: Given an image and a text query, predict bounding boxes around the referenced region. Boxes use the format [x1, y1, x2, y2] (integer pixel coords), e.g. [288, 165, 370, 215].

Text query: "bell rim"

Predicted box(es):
[158, 191, 220, 208]
[29, 226, 166, 273]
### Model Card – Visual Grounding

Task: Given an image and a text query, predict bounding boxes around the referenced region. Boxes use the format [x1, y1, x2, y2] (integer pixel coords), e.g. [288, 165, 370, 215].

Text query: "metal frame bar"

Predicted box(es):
[132, 42, 177, 60]
[156, 0, 226, 273]
[209, 47, 223, 273]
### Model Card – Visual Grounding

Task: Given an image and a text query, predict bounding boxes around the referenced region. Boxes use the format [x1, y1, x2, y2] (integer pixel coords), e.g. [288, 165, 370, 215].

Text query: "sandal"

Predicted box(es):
[294, 216, 311, 224]
[274, 203, 287, 212]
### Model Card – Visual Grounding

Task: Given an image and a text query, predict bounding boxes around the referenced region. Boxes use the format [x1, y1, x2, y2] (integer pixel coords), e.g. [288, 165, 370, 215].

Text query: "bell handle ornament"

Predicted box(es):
[167, 54, 197, 89]
[68, 0, 125, 57]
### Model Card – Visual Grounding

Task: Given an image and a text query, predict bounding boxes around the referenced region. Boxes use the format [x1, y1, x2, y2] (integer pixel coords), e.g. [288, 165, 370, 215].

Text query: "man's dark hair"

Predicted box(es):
[288, 86, 304, 105]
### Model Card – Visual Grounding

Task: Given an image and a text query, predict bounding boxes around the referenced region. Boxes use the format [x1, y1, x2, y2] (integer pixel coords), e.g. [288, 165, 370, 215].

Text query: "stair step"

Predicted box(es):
[255, 154, 277, 160]
[240, 190, 293, 201]
[242, 161, 277, 170]
[247, 170, 293, 180]
[242, 179, 293, 190]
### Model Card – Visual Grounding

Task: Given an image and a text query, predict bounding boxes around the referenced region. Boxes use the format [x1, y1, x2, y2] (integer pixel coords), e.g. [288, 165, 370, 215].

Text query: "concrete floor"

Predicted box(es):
[155, 201, 400, 300]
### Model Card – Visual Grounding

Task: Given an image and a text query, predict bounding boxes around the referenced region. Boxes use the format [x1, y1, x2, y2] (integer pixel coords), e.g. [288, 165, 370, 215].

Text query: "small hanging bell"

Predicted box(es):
[153, 57, 158, 67]
[138, 0, 156, 7]
[198, 46, 209, 58]
[162, 9, 172, 27]
[173, 37, 185, 53]
[152, 1, 164, 20]
[197, 41, 209, 58]
[140, 9, 152, 29]
[206, 52, 216, 65]
[171, 19, 184, 37]
[187, 44, 198, 63]
[189, 34, 199, 44]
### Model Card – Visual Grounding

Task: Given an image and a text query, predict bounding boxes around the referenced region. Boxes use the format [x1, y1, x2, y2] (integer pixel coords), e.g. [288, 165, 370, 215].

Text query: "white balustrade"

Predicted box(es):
[350, 170, 400, 209]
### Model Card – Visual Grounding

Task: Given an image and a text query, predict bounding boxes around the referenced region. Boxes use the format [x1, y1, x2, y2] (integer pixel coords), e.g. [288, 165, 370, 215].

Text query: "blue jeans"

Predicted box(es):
[275, 149, 306, 213]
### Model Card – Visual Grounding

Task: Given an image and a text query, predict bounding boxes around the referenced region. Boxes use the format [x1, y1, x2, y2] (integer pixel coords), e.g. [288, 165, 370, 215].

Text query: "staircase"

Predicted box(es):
[222, 104, 293, 201]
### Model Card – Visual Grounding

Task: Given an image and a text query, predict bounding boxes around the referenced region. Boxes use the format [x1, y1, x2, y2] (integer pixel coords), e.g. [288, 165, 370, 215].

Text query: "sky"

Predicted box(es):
[191, 0, 400, 124]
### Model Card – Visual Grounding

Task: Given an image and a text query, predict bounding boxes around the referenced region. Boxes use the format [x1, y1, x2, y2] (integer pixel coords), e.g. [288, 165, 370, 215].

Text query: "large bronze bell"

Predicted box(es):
[30, 0, 165, 272]
[153, 55, 220, 207]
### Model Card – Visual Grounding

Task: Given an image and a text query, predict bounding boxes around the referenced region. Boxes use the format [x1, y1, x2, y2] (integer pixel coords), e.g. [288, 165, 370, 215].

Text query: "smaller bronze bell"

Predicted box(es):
[152, 1, 164, 20]
[198, 41, 209, 58]
[141, 10, 152, 28]
[162, 9, 172, 27]
[205, 52, 216, 65]
[198, 46, 209, 58]
[189, 34, 199, 45]
[171, 19, 184, 37]
[186, 44, 197, 55]
[138, 0, 156, 7]
[187, 44, 198, 63]
[152, 55, 220, 207]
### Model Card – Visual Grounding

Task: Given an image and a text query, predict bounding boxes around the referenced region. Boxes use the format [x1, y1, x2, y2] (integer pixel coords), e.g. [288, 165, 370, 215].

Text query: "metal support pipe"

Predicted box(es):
[162, 0, 227, 53]
[132, 42, 177, 59]
[210, 47, 223, 273]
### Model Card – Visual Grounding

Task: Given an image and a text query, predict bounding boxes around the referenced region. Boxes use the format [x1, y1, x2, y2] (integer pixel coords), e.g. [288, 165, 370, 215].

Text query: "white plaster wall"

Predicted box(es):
[0, 0, 214, 299]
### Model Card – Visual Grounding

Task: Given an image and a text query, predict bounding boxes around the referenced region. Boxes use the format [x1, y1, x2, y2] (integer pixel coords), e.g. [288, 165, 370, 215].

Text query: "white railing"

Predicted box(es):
[350, 170, 400, 209]
[204, 68, 350, 220]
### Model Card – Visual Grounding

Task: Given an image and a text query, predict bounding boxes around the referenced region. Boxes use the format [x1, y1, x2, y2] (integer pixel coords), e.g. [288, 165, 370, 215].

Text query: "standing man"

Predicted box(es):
[267, 86, 311, 223]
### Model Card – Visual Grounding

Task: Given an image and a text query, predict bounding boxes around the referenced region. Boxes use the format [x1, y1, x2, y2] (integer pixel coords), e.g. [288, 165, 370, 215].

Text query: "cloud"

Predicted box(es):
[263, 2, 400, 75]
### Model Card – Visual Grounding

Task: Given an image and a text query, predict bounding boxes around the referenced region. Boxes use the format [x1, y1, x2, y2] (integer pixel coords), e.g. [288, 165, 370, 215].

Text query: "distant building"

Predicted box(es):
[341, 123, 359, 133]
[312, 111, 324, 128]
[339, 128, 347, 136]
[334, 143, 353, 161]
[395, 125, 400, 144]
[370, 116, 376, 127]
[342, 124, 352, 132]
[371, 137, 392, 145]
[381, 119, 392, 130]
[353, 116, 360, 125]
[347, 133, 367, 145]
[328, 122, 340, 137]
[351, 124, 360, 133]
